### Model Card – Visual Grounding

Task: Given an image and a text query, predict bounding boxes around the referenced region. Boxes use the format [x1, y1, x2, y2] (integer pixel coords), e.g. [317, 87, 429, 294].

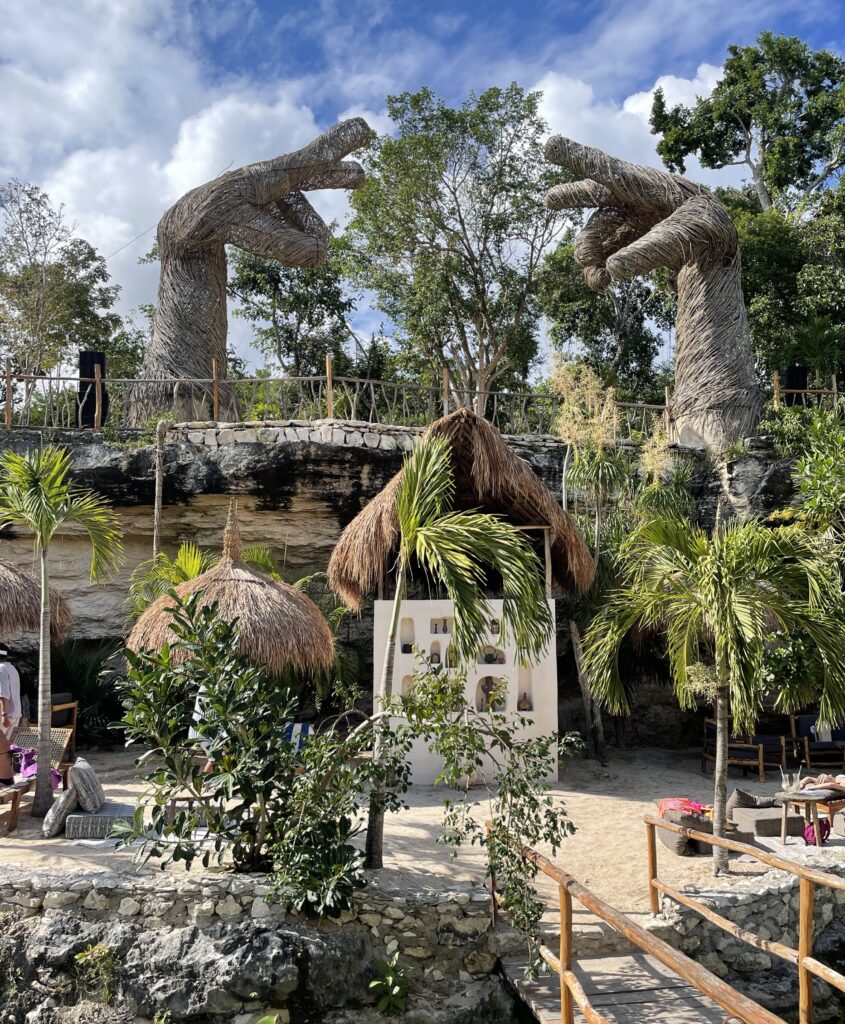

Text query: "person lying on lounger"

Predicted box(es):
[799, 773, 845, 794]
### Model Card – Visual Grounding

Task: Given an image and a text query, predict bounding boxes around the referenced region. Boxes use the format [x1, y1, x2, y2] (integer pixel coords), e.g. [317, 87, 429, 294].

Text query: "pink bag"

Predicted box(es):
[803, 820, 831, 846]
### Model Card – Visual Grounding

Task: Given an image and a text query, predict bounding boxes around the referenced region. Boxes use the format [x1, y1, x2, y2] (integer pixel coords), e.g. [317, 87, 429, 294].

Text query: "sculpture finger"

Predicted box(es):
[240, 118, 371, 205]
[545, 135, 690, 211]
[269, 192, 329, 249]
[226, 203, 329, 268]
[545, 181, 613, 210]
[299, 161, 365, 192]
[605, 194, 731, 281]
[571, 208, 643, 292]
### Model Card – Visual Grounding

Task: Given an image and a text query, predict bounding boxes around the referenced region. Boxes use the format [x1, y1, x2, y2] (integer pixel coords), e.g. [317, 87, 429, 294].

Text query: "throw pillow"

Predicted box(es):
[42, 786, 79, 838]
[68, 758, 105, 812]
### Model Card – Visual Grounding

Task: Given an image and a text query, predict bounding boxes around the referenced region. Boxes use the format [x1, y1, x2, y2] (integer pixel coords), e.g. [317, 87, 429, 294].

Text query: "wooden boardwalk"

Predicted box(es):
[503, 953, 737, 1023]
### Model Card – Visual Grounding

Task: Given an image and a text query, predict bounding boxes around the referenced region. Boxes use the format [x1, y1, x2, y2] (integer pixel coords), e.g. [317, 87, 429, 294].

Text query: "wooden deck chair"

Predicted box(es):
[9, 725, 75, 790]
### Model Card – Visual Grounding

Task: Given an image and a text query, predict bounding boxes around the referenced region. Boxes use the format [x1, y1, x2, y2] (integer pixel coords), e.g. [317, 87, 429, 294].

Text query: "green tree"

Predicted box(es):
[651, 32, 845, 214]
[228, 237, 360, 376]
[0, 181, 122, 377]
[367, 434, 554, 867]
[0, 446, 122, 815]
[538, 236, 675, 402]
[347, 84, 569, 408]
[584, 516, 845, 872]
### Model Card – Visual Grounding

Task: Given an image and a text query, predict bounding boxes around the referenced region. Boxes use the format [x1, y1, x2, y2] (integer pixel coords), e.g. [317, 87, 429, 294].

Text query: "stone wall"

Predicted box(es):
[661, 861, 845, 1016]
[0, 864, 509, 1022]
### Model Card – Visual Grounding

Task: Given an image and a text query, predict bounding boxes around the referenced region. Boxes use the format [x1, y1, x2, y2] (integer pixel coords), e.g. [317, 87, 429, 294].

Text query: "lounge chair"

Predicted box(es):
[790, 714, 845, 771]
[1, 726, 75, 834]
[701, 719, 787, 783]
[50, 694, 79, 760]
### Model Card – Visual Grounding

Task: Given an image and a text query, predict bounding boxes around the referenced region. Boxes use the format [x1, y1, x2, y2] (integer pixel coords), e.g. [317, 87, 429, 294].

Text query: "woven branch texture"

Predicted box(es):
[129, 118, 371, 424]
[545, 136, 762, 449]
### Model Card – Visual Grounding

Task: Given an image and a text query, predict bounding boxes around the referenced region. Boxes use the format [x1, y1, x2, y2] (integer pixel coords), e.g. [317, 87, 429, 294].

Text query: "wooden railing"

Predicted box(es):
[488, 825, 785, 1024]
[1, 357, 668, 441]
[645, 814, 845, 1024]
[772, 370, 840, 410]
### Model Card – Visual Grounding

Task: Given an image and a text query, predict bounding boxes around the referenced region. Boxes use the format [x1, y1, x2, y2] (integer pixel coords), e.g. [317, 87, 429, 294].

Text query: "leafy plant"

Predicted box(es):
[584, 514, 845, 873]
[51, 638, 122, 746]
[369, 953, 411, 1015]
[75, 943, 120, 1004]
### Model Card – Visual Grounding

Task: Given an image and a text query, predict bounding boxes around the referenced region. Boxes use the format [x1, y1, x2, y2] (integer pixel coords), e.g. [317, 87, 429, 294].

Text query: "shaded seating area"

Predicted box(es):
[700, 719, 788, 783]
[791, 714, 845, 770]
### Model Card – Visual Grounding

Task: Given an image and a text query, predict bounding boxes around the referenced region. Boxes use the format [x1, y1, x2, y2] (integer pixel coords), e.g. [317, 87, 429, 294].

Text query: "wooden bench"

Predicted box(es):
[0, 782, 26, 833]
[3, 726, 75, 831]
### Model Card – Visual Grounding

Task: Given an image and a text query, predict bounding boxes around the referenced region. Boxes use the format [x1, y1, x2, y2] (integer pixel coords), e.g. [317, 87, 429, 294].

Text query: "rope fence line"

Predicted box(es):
[0, 357, 672, 442]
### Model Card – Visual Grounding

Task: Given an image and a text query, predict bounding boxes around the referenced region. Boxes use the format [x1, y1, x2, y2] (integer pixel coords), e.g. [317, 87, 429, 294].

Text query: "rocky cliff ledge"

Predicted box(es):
[0, 422, 796, 643]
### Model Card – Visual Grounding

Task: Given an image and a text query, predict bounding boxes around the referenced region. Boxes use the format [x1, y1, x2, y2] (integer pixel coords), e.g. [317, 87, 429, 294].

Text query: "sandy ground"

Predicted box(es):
[3, 745, 842, 919]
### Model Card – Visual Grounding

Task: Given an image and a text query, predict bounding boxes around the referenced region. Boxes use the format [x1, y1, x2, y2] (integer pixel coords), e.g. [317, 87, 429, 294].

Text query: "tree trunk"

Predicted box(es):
[32, 546, 53, 818]
[365, 563, 406, 869]
[570, 620, 607, 764]
[712, 684, 729, 875]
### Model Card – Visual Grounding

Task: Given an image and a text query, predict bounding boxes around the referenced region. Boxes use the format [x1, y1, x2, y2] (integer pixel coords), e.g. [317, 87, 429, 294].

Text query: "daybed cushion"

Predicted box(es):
[65, 801, 136, 841]
[68, 758, 105, 812]
[658, 809, 713, 856]
[42, 786, 79, 838]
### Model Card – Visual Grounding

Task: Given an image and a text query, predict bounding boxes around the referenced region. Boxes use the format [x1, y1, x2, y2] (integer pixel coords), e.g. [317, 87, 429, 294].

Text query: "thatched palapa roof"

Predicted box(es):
[328, 408, 595, 611]
[0, 559, 71, 641]
[127, 502, 334, 676]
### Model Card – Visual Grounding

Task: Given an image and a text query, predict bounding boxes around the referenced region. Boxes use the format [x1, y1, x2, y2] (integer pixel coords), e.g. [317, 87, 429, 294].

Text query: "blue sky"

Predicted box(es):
[2, 0, 843, 367]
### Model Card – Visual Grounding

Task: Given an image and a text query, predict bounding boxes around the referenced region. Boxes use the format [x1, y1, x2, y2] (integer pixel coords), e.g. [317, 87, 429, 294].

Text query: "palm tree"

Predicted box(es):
[583, 514, 845, 873]
[366, 435, 554, 868]
[0, 447, 123, 816]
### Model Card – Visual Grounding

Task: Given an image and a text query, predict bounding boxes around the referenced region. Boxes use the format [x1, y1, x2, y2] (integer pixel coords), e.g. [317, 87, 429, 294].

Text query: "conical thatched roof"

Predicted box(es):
[127, 502, 334, 676]
[0, 559, 71, 641]
[328, 408, 595, 611]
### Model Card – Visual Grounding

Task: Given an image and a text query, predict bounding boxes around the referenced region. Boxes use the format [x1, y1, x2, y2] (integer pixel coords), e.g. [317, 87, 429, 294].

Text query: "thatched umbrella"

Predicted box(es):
[328, 407, 595, 611]
[127, 503, 334, 676]
[0, 559, 71, 640]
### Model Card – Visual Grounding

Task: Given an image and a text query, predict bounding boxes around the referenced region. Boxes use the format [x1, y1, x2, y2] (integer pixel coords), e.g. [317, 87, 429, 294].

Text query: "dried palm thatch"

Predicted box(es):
[129, 118, 371, 424]
[0, 559, 71, 640]
[127, 503, 334, 676]
[328, 408, 595, 611]
[544, 136, 762, 449]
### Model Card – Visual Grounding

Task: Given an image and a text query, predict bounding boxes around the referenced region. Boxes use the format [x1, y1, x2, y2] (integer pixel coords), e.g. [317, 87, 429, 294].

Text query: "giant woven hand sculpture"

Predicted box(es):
[545, 136, 761, 449]
[130, 118, 371, 423]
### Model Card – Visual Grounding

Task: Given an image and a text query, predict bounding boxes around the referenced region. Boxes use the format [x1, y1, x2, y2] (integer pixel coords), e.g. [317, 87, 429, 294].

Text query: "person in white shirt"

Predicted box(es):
[0, 647, 21, 785]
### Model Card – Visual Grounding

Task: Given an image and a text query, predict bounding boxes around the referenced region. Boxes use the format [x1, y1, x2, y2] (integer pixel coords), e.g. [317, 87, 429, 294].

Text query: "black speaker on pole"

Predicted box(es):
[78, 351, 109, 427]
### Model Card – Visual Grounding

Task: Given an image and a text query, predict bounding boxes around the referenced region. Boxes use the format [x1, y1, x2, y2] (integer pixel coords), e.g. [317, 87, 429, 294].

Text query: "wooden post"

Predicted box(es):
[94, 363, 103, 429]
[326, 353, 334, 419]
[211, 358, 220, 422]
[773, 370, 781, 410]
[560, 884, 574, 1024]
[646, 821, 659, 914]
[832, 374, 838, 406]
[544, 527, 553, 599]
[153, 420, 171, 558]
[442, 366, 450, 417]
[4, 358, 12, 429]
[799, 877, 814, 1024]
[663, 385, 671, 440]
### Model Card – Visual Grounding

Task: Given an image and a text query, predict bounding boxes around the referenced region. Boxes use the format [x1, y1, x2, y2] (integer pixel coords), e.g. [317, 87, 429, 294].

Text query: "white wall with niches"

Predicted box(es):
[373, 598, 558, 785]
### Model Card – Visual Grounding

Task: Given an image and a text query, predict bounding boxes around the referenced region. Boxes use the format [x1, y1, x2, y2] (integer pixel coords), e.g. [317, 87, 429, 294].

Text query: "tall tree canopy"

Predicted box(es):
[347, 84, 569, 407]
[651, 32, 845, 214]
[228, 237, 360, 377]
[538, 234, 675, 403]
[0, 181, 122, 375]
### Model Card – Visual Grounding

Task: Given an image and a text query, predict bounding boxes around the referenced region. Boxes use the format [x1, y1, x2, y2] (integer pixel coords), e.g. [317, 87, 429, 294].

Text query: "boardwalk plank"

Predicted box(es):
[503, 953, 738, 1024]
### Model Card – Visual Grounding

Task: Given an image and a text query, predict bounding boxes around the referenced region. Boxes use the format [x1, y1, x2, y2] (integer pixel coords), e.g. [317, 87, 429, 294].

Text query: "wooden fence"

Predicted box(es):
[645, 814, 845, 1024]
[488, 822, 785, 1024]
[0, 357, 670, 442]
[772, 370, 840, 410]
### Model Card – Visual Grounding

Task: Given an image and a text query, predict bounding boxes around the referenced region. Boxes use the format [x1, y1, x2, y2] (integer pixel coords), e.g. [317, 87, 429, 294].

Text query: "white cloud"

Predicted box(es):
[535, 63, 746, 191]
